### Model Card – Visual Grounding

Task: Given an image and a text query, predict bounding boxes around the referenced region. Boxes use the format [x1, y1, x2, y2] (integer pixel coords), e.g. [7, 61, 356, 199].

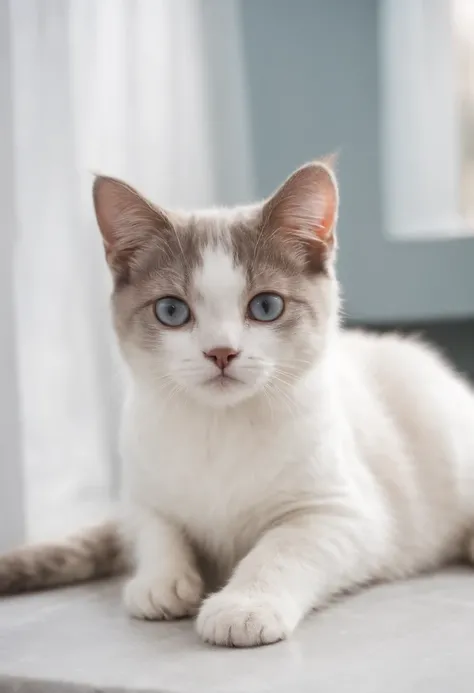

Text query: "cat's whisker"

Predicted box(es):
[265, 379, 298, 417]
[262, 384, 276, 422]
[267, 389, 296, 419]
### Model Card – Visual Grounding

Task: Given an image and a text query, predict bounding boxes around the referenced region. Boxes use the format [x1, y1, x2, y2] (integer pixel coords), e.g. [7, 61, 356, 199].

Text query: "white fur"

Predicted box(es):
[192, 245, 246, 354]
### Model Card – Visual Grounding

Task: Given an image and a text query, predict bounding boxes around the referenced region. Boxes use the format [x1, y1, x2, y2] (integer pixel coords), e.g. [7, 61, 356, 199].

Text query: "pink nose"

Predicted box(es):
[204, 347, 240, 370]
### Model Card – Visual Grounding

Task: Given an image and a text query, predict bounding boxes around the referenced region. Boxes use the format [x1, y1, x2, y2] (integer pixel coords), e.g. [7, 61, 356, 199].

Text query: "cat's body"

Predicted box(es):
[1, 161, 474, 647]
[122, 328, 474, 627]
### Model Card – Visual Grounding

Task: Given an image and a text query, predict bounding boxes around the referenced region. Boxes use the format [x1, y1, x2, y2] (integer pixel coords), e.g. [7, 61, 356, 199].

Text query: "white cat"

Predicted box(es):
[1, 160, 474, 647]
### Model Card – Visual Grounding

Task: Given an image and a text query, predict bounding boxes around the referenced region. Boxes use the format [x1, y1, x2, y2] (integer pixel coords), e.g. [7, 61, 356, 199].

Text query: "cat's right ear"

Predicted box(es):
[93, 176, 171, 281]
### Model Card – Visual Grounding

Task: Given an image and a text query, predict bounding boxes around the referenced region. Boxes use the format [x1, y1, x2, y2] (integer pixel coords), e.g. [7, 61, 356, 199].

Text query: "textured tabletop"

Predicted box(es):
[1, 570, 473, 693]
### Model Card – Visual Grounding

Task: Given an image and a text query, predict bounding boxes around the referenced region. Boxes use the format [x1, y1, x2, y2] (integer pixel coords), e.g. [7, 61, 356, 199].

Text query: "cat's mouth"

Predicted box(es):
[206, 373, 242, 387]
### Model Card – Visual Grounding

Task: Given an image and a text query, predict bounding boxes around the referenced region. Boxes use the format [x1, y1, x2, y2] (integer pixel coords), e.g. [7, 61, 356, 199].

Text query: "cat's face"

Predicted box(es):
[93, 162, 339, 407]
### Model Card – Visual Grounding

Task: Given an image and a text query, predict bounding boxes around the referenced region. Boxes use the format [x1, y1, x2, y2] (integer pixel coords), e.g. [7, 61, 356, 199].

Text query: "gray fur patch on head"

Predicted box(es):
[111, 211, 335, 379]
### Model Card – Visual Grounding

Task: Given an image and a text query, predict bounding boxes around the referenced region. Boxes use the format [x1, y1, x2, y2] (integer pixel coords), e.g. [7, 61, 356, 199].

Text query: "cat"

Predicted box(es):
[1, 159, 474, 648]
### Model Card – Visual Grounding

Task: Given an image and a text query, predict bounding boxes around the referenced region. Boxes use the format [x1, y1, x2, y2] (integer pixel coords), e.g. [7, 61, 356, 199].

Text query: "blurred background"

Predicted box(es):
[1, 0, 474, 548]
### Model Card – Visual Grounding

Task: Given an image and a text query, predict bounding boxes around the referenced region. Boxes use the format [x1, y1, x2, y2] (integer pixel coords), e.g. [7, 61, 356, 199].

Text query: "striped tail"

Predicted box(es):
[0, 520, 128, 595]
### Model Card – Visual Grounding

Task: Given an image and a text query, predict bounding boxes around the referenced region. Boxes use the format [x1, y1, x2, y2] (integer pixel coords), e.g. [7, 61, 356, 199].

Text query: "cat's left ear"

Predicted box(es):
[263, 158, 339, 272]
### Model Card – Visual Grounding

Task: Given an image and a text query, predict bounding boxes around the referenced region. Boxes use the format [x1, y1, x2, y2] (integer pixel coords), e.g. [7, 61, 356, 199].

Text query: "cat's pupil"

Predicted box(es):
[167, 304, 176, 316]
[262, 299, 270, 313]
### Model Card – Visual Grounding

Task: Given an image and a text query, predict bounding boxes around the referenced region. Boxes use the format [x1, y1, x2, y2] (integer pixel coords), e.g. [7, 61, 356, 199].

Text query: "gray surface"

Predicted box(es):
[1, 571, 474, 692]
[238, 0, 474, 322]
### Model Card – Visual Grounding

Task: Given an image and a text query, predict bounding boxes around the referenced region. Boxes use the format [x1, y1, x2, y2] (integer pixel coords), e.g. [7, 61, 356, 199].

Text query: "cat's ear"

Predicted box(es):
[263, 159, 339, 272]
[93, 175, 171, 280]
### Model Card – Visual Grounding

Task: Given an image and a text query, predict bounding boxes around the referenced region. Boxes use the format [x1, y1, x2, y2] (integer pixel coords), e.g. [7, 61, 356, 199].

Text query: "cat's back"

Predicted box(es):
[338, 328, 474, 547]
[338, 327, 474, 444]
[339, 328, 474, 411]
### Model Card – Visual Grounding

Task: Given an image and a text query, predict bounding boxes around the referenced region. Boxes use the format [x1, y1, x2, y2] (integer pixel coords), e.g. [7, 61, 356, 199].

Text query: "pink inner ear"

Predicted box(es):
[93, 175, 171, 276]
[93, 176, 152, 252]
[267, 162, 338, 247]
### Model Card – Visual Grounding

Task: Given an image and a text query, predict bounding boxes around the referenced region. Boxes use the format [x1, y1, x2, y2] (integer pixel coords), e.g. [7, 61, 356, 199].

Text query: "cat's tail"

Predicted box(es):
[0, 520, 129, 595]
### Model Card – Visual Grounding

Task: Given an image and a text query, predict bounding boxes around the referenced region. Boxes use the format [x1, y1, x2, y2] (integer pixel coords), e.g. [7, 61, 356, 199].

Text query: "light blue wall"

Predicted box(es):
[234, 0, 474, 324]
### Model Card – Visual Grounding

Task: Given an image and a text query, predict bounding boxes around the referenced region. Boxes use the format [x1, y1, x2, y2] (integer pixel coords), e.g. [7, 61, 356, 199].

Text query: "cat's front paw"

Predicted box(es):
[196, 590, 299, 647]
[124, 569, 204, 620]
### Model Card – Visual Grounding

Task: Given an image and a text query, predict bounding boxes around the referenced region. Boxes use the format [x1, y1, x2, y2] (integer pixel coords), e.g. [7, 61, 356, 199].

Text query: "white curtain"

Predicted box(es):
[6, 0, 254, 541]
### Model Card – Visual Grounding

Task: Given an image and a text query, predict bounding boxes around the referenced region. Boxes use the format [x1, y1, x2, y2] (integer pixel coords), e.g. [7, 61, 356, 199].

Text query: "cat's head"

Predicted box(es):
[93, 161, 340, 407]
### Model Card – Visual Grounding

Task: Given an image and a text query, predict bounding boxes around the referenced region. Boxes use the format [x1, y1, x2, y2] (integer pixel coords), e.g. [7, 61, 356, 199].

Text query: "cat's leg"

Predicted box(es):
[196, 510, 378, 646]
[124, 509, 204, 620]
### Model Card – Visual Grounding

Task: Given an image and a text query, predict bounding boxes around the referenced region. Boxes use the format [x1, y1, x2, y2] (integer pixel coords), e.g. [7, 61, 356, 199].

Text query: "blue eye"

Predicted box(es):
[154, 297, 190, 327]
[248, 293, 284, 322]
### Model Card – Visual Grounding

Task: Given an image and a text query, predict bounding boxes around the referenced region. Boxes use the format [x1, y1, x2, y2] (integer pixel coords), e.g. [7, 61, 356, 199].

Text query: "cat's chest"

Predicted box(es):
[123, 400, 317, 556]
